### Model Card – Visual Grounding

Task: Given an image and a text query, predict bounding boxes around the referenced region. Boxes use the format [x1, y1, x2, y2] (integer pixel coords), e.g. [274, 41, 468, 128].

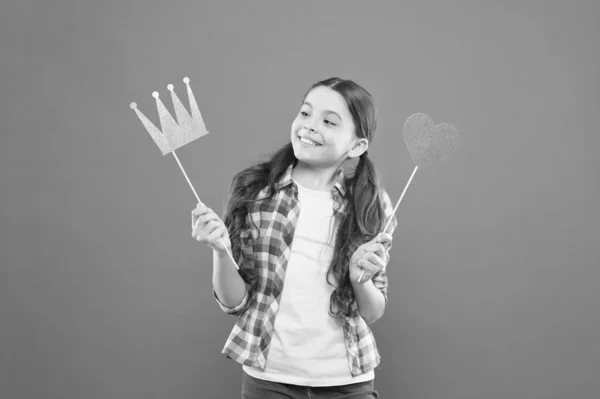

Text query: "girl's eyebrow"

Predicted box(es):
[302, 101, 342, 120]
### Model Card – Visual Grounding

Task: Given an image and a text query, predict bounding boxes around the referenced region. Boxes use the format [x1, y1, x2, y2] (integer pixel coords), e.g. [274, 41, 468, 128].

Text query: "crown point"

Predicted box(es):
[129, 102, 137, 109]
[152, 91, 159, 99]
[183, 77, 190, 84]
[167, 84, 174, 91]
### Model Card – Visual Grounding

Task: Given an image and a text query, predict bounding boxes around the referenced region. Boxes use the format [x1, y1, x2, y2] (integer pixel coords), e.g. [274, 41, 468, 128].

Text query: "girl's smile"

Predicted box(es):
[298, 135, 322, 147]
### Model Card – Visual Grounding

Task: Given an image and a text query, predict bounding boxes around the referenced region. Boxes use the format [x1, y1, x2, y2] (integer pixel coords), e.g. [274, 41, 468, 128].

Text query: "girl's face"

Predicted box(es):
[290, 86, 367, 167]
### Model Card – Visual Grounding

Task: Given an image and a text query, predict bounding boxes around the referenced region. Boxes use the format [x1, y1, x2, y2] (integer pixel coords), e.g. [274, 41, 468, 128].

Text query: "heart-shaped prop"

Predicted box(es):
[403, 113, 459, 167]
[357, 113, 460, 283]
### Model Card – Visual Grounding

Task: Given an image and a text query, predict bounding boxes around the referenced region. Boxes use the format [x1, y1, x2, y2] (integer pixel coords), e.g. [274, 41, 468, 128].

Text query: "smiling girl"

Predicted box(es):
[192, 77, 397, 398]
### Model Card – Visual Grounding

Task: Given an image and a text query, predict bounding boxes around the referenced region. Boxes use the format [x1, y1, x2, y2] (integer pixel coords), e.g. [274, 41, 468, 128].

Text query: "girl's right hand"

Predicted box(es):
[191, 202, 231, 254]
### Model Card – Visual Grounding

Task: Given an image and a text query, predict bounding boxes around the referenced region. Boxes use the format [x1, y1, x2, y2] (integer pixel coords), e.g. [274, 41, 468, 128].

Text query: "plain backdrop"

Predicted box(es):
[1, 1, 599, 398]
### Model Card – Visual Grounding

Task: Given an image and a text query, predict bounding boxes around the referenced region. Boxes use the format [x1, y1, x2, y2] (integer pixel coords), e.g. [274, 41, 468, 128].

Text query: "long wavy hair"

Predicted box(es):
[223, 77, 388, 325]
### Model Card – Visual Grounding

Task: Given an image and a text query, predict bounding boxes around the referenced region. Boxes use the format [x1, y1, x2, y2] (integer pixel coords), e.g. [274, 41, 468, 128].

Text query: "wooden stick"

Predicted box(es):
[171, 151, 239, 270]
[357, 165, 418, 283]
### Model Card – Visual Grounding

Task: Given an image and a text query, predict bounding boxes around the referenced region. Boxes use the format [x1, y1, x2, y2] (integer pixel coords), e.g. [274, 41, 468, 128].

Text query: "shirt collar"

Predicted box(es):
[275, 163, 347, 198]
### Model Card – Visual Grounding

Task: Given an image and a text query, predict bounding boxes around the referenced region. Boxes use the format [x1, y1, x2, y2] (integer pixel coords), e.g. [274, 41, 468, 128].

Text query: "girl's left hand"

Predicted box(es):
[349, 233, 393, 284]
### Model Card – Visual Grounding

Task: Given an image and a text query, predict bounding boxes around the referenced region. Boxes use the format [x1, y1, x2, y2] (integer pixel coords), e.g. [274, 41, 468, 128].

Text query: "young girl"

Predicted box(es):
[191, 77, 398, 398]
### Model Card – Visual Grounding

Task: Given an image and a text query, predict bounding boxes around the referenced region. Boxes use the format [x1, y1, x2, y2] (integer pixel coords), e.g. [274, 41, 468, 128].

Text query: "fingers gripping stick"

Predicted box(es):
[356, 166, 417, 283]
[175, 152, 238, 270]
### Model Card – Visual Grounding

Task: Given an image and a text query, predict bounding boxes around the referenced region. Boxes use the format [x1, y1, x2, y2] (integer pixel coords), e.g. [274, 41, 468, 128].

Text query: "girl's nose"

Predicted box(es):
[304, 125, 315, 132]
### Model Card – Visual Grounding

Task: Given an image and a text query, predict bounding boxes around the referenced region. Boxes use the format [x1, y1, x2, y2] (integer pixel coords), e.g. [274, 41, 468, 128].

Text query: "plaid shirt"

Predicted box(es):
[213, 163, 398, 377]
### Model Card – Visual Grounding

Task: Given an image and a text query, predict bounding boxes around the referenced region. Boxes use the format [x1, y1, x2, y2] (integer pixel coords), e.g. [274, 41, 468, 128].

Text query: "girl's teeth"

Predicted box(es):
[300, 137, 318, 146]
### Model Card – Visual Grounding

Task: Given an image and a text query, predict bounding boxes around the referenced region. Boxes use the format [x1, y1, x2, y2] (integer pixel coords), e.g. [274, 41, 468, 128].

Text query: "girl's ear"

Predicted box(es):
[348, 138, 369, 159]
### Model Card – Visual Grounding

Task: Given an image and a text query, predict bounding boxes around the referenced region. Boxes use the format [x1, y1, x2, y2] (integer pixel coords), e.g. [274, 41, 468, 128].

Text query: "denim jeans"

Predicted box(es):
[241, 370, 380, 399]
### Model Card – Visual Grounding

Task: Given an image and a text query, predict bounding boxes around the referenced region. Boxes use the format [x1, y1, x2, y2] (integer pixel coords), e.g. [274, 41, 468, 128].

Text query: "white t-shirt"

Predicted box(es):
[243, 178, 374, 386]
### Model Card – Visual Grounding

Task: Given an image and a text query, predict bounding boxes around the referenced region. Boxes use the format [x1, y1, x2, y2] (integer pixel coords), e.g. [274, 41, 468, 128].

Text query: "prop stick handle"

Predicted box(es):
[357, 165, 419, 283]
[171, 151, 240, 270]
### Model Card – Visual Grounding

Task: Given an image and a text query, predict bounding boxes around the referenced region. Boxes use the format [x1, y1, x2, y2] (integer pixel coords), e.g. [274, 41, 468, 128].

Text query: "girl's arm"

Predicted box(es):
[213, 249, 248, 309]
[352, 188, 396, 324]
[352, 279, 386, 324]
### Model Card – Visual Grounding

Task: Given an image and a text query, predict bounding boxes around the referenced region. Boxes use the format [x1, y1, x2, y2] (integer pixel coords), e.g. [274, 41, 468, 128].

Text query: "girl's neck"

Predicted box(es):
[292, 161, 341, 192]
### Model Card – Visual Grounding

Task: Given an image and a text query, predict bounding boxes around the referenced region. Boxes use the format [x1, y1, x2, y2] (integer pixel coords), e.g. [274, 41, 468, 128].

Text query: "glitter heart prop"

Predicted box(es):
[403, 113, 459, 167]
[130, 77, 239, 270]
[357, 113, 459, 282]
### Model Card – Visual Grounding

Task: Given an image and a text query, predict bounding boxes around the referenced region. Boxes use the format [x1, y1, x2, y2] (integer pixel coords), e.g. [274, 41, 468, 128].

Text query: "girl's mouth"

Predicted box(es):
[298, 135, 322, 147]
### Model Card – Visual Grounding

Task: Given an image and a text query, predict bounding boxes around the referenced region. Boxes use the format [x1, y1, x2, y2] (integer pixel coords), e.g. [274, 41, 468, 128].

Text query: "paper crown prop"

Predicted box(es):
[130, 77, 208, 155]
[357, 113, 460, 282]
[130, 77, 238, 269]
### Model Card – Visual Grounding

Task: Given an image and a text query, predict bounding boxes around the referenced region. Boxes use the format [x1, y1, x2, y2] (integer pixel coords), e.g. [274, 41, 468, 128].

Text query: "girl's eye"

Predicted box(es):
[300, 111, 309, 117]
[324, 120, 336, 126]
